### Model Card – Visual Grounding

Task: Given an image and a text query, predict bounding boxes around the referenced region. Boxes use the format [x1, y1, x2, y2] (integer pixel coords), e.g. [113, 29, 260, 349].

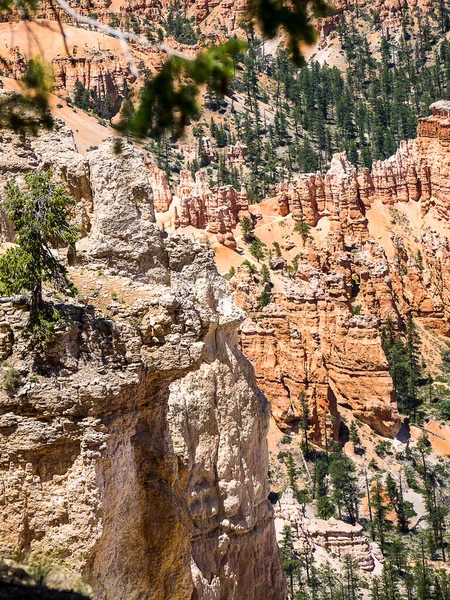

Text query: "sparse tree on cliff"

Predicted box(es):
[298, 391, 310, 459]
[0, 170, 78, 325]
[386, 473, 415, 533]
[240, 216, 254, 243]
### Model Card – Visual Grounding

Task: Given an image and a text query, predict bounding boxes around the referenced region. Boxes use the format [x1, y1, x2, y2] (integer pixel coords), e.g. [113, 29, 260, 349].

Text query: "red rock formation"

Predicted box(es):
[175, 170, 251, 248]
[277, 154, 369, 246]
[233, 103, 450, 439]
[232, 233, 402, 441]
[146, 163, 172, 212]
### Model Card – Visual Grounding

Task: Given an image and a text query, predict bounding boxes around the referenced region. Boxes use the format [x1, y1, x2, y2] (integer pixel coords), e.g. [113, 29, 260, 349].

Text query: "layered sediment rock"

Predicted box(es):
[0, 114, 287, 600]
[235, 104, 450, 438]
[175, 170, 251, 248]
[233, 241, 401, 440]
[146, 163, 173, 212]
[277, 154, 369, 247]
[275, 489, 376, 572]
[0, 23, 133, 108]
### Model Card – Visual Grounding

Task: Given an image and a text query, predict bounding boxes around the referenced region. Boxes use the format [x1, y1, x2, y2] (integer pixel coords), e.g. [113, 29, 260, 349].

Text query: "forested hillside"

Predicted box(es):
[146, 1, 450, 200]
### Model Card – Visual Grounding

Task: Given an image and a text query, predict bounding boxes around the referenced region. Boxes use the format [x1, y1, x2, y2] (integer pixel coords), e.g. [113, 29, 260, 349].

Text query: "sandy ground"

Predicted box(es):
[0, 20, 134, 61]
[411, 421, 450, 456]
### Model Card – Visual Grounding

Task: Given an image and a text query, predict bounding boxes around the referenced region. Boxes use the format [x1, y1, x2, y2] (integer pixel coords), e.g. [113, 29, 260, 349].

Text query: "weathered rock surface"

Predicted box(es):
[233, 242, 401, 441]
[174, 170, 251, 248]
[231, 105, 450, 439]
[275, 489, 376, 572]
[0, 117, 287, 600]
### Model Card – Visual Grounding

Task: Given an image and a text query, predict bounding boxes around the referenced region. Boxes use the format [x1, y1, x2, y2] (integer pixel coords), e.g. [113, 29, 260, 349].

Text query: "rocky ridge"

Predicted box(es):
[224, 108, 450, 439]
[0, 111, 287, 600]
[275, 489, 379, 572]
[174, 170, 251, 249]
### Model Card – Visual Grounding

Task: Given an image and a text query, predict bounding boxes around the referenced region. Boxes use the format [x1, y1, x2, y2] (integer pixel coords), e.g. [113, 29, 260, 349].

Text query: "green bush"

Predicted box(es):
[440, 400, 450, 420]
[3, 368, 23, 395]
[374, 440, 393, 457]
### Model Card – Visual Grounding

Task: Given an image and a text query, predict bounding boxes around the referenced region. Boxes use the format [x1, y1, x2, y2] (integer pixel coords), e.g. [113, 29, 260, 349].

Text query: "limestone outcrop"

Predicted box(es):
[275, 489, 376, 572]
[233, 240, 401, 440]
[175, 170, 251, 248]
[0, 115, 287, 600]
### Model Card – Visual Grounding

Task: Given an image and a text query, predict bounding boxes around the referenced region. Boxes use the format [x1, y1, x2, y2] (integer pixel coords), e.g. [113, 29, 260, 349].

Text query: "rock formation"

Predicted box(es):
[0, 22, 134, 108]
[175, 170, 251, 248]
[0, 110, 287, 600]
[146, 163, 173, 212]
[232, 105, 450, 439]
[232, 241, 401, 440]
[227, 141, 247, 165]
[275, 489, 377, 572]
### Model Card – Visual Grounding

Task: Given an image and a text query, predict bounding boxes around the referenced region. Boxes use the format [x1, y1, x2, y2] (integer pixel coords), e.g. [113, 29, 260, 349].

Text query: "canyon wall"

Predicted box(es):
[174, 170, 251, 249]
[0, 106, 287, 600]
[230, 108, 450, 440]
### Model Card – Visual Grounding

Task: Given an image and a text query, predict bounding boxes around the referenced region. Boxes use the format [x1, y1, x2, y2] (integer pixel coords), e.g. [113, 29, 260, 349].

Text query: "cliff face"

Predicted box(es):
[231, 204, 401, 441]
[0, 22, 138, 109]
[229, 109, 450, 440]
[0, 114, 287, 600]
[174, 170, 251, 249]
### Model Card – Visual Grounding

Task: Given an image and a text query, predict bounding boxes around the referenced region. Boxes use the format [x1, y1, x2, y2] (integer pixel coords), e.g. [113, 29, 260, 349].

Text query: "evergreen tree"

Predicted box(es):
[0, 171, 78, 325]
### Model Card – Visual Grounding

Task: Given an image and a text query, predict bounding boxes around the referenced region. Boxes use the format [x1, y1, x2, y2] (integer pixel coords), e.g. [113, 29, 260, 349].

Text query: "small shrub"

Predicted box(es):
[242, 259, 257, 274]
[440, 400, 450, 420]
[3, 368, 23, 394]
[294, 220, 311, 237]
[368, 458, 379, 470]
[374, 440, 393, 457]
[111, 291, 118, 301]
[258, 289, 271, 309]
[352, 304, 362, 315]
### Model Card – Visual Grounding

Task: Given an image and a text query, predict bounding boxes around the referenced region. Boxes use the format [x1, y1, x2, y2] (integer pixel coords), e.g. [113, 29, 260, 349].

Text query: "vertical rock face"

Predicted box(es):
[0, 117, 287, 600]
[0, 22, 134, 109]
[276, 155, 369, 247]
[175, 170, 251, 248]
[231, 103, 450, 439]
[233, 243, 401, 441]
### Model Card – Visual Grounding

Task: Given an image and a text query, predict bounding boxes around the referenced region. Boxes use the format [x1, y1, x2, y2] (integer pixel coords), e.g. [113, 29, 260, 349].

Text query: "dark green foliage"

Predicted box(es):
[370, 476, 390, 552]
[294, 219, 311, 240]
[374, 440, 392, 457]
[73, 80, 90, 110]
[440, 400, 450, 420]
[242, 259, 257, 273]
[349, 421, 361, 450]
[165, 3, 198, 45]
[298, 391, 310, 459]
[251, 0, 334, 66]
[386, 473, 416, 533]
[313, 445, 359, 525]
[258, 289, 271, 309]
[260, 263, 271, 283]
[239, 217, 253, 243]
[381, 316, 424, 419]
[328, 447, 359, 525]
[0, 171, 78, 322]
[249, 237, 265, 261]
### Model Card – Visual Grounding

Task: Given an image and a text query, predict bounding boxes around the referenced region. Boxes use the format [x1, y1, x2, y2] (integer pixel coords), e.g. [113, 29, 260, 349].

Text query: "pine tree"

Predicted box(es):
[0, 171, 78, 327]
